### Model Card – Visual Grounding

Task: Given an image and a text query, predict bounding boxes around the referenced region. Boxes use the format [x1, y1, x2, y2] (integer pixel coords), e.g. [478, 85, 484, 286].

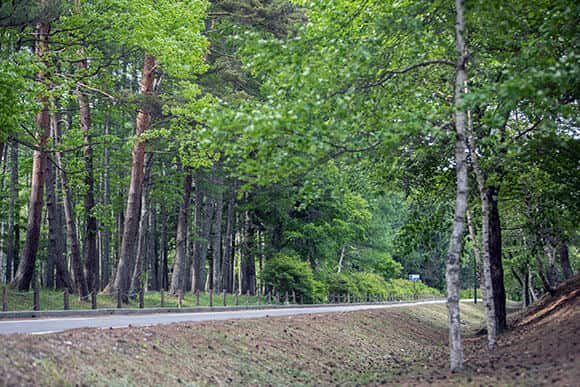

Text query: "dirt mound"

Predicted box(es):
[512, 274, 580, 328]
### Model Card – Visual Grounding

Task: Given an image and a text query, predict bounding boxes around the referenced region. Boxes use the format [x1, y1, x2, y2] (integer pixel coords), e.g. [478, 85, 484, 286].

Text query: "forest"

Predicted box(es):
[0, 0, 578, 372]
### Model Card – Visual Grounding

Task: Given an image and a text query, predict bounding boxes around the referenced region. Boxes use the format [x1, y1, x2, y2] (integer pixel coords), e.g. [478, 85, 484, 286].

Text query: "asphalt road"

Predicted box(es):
[0, 300, 446, 335]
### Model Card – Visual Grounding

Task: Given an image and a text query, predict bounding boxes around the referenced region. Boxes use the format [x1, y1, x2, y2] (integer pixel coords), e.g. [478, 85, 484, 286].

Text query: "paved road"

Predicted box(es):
[0, 300, 446, 335]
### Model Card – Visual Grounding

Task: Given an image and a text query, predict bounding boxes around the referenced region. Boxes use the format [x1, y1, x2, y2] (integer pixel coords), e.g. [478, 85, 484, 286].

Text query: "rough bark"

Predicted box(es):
[170, 172, 193, 294]
[100, 113, 112, 288]
[45, 151, 73, 292]
[241, 211, 257, 295]
[108, 54, 156, 302]
[486, 186, 507, 332]
[54, 111, 89, 299]
[5, 141, 19, 283]
[12, 17, 51, 290]
[558, 240, 573, 280]
[211, 174, 224, 292]
[446, 0, 467, 371]
[222, 188, 235, 292]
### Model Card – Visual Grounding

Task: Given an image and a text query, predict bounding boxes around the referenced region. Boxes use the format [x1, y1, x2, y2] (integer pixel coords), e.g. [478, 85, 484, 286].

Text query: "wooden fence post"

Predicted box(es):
[257, 289, 261, 305]
[195, 289, 200, 306]
[268, 291, 272, 304]
[292, 290, 296, 304]
[91, 291, 97, 310]
[285, 291, 289, 304]
[2, 287, 8, 312]
[235, 291, 239, 306]
[160, 289, 165, 307]
[223, 290, 227, 306]
[63, 288, 70, 310]
[139, 288, 144, 309]
[178, 290, 183, 308]
[209, 289, 213, 307]
[33, 286, 40, 311]
[116, 287, 122, 309]
[246, 290, 250, 305]
[300, 294, 304, 305]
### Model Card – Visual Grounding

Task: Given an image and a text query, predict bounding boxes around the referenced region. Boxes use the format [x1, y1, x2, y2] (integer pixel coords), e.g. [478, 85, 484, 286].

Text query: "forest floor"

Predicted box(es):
[0, 278, 578, 386]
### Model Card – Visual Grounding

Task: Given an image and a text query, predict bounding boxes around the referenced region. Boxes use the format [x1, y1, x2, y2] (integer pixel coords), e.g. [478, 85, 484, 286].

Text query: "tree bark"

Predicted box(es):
[11, 16, 51, 290]
[45, 151, 73, 292]
[192, 175, 215, 291]
[222, 188, 235, 292]
[5, 141, 19, 283]
[54, 111, 89, 299]
[108, 54, 156, 302]
[558, 240, 573, 280]
[170, 172, 193, 294]
[241, 211, 257, 295]
[487, 187, 507, 331]
[211, 174, 224, 293]
[446, 0, 467, 371]
[100, 113, 112, 289]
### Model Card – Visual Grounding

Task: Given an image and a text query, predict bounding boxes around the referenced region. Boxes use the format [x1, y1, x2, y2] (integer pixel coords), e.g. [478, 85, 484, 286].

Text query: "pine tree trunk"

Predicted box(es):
[222, 188, 235, 292]
[170, 172, 193, 294]
[6, 141, 19, 283]
[45, 151, 73, 292]
[241, 211, 256, 295]
[12, 17, 51, 290]
[446, 0, 467, 371]
[130, 156, 152, 294]
[192, 176, 215, 291]
[54, 111, 89, 299]
[100, 113, 112, 289]
[211, 174, 224, 293]
[109, 54, 156, 302]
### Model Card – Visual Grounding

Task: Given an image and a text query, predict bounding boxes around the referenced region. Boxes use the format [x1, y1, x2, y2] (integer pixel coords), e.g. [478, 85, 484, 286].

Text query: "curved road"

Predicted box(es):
[0, 300, 446, 335]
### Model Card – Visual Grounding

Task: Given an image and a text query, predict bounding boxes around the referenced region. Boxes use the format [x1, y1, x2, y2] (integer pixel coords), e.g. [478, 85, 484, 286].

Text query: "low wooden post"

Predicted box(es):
[267, 291, 272, 304]
[223, 290, 227, 306]
[292, 290, 296, 304]
[285, 291, 289, 304]
[160, 289, 165, 307]
[246, 290, 250, 305]
[300, 294, 304, 305]
[235, 291, 239, 306]
[33, 285, 40, 311]
[275, 291, 280, 304]
[195, 290, 200, 306]
[63, 288, 70, 310]
[116, 287, 122, 309]
[178, 290, 183, 308]
[2, 287, 8, 312]
[257, 289, 262, 305]
[91, 291, 97, 310]
[139, 288, 144, 309]
[209, 289, 213, 307]
[347, 293, 350, 303]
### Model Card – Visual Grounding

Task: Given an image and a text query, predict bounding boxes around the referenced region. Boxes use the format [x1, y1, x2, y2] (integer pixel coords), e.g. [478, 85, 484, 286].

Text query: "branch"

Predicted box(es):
[362, 60, 455, 89]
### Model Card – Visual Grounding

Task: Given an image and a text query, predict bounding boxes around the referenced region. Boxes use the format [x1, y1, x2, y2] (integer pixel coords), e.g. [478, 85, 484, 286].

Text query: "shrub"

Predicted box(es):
[261, 254, 322, 303]
[351, 272, 388, 297]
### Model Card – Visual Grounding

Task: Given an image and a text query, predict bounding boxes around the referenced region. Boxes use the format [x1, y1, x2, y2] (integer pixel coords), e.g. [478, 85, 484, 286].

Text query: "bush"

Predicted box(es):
[371, 252, 403, 280]
[323, 272, 359, 297]
[261, 254, 324, 303]
[351, 272, 388, 297]
[384, 279, 442, 297]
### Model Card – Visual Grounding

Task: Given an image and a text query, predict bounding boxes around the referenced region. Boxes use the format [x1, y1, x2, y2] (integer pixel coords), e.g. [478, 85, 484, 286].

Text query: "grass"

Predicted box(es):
[0, 285, 269, 312]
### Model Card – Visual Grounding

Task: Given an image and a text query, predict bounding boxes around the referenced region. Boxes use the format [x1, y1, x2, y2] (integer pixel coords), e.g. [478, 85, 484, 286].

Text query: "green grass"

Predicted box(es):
[0, 285, 273, 312]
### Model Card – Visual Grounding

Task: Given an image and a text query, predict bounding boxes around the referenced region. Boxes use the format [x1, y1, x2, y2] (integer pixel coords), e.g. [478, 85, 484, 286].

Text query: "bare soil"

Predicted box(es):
[0, 279, 578, 386]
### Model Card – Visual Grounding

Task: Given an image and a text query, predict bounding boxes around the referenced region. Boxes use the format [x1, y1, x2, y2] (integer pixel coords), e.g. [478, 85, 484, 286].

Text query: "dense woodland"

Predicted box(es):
[0, 0, 578, 370]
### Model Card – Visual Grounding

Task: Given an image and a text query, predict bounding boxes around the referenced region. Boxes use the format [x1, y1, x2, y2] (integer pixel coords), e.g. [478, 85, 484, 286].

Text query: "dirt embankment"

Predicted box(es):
[0, 279, 578, 386]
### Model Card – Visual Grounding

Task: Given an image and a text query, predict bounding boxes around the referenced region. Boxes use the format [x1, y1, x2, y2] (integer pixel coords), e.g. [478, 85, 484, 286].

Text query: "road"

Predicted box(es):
[0, 300, 446, 335]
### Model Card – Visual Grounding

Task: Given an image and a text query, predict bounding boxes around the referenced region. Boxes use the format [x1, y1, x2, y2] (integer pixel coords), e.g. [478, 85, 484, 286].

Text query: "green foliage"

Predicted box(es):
[261, 254, 325, 303]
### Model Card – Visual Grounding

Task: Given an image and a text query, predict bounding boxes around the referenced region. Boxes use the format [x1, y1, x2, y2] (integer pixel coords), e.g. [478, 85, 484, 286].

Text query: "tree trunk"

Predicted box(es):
[100, 113, 112, 289]
[45, 152, 73, 292]
[241, 211, 256, 295]
[54, 111, 89, 299]
[446, 0, 467, 371]
[170, 172, 193, 294]
[130, 155, 153, 294]
[109, 54, 156, 303]
[192, 176, 215, 291]
[558, 240, 573, 280]
[211, 174, 224, 293]
[11, 17, 51, 290]
[466, 210, 485, 299]
[6, 141, 19, 283]
[486, 186, 507, 332]
[222, 188, 235, 292]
